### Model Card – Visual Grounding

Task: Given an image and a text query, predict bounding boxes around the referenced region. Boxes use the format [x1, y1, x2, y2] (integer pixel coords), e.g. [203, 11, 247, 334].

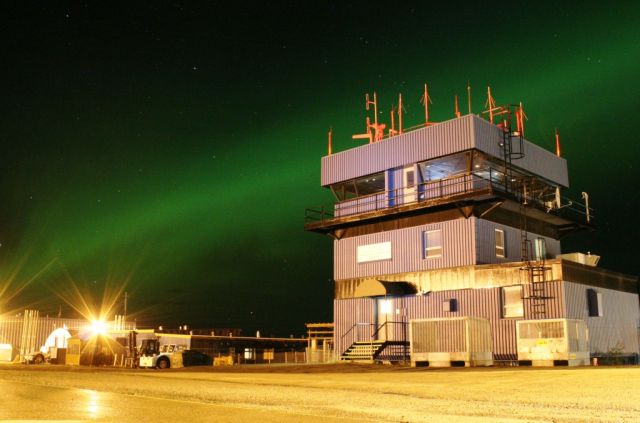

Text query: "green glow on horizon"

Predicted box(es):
[1, 3, 638, 330]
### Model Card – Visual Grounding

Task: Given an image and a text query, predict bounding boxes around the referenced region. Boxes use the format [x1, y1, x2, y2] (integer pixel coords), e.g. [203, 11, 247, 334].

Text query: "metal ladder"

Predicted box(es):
[527, 263, 549, 318]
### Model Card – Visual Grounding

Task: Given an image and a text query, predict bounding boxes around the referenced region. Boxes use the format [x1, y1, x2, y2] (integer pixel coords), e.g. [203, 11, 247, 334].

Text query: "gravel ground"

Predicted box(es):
[0, 364, 638, 422]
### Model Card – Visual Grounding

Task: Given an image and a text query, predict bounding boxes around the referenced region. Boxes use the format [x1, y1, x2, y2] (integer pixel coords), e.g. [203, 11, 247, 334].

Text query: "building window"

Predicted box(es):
[330, 171, 386, 200]
[442, 299, 457, 312]
[502, 285, 524, 318]
[405, 169, 415, 188]
[495, 229, 506, 258]
[534, 238, 546, 261]
[587, 289, 603, 317]
[423, 230, 442, 259]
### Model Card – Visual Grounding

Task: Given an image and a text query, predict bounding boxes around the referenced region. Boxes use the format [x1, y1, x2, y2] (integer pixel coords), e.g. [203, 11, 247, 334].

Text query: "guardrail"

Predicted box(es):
[305, 170, 594, 226]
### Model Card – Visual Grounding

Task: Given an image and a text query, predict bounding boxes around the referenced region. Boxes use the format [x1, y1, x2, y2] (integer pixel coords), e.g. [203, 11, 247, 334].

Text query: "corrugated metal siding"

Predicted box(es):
[336, 261, 565, 299]
[333, 298, 375, 357]
[334, 217, 476, 280]
[411, 319, 468, 353]
[472, 117, 569, 187]
[475, 219, 561, 264]
[0, 317, 135, 360]
[321, 115, 568, 187]
[405, 289, 515, 359]
[563, 281, 640, 354]
[333, 217, 562, 280]
[335, 283, 566, 360]
[522, 281, 566, 318]
[321, 116, 475, 186]
[411, 317, 493, 354]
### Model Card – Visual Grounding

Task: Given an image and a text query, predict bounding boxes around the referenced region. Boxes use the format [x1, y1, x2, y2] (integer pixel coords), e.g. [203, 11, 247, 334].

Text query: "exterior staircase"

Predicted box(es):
[340, 340, 409, 363]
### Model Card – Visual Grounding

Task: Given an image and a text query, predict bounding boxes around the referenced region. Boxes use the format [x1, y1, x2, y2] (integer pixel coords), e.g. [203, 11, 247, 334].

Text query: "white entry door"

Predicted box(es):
[376, 298, 392, 341]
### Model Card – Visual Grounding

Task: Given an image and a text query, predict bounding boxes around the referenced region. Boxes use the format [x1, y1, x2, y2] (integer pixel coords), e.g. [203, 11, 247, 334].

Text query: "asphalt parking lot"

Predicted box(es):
[0, 364, 638, 422]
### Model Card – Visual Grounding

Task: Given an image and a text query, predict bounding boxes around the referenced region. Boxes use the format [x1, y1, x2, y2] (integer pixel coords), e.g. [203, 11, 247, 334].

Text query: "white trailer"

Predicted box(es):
[516, 319, 590, 366]
[410, 317, 493, 367]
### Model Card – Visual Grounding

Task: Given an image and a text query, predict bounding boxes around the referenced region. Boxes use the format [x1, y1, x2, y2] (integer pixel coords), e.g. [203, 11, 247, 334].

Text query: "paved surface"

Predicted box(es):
[0, 380, 348, 422]
[0, 364, 639, 422]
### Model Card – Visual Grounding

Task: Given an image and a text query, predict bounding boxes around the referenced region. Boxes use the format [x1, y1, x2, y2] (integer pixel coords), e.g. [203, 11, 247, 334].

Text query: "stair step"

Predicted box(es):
[341, 340, 411, 363]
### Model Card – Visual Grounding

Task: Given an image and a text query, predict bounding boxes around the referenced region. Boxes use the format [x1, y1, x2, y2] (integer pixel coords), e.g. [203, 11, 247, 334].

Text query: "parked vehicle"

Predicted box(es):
[138, 339, 181, 369]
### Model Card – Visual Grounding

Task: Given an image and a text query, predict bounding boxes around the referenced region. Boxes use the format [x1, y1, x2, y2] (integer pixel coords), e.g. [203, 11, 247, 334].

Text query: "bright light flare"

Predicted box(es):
[90, 319, 107, 336]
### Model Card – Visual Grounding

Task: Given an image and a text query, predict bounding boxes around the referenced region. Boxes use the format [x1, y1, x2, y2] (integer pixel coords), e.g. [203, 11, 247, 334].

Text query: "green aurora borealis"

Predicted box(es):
[1, 3, 639, 334]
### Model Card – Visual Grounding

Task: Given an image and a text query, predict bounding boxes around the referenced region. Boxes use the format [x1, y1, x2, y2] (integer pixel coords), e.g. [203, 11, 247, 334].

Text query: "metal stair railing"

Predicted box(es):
[340, 322, 375, 357]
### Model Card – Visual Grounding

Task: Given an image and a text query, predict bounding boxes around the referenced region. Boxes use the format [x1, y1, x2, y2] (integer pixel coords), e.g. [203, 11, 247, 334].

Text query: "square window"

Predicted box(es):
[443, 299, 457, 312]
[423, 229, 442, 259]
[495, 229, 506, 258]
[587, 289, 603, 317]
[502, 285, 523, 318]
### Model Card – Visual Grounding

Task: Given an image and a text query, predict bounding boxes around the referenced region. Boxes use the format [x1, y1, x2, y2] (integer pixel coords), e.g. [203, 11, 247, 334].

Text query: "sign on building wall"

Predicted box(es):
[357, 241, 392, 263]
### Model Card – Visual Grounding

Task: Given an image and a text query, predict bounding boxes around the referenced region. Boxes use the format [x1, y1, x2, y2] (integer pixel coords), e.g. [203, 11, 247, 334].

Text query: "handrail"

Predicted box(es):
[340, 322, 375, 342]
[305, 170, 593, 225]
[339, 321, 411, 362]
[307, 172, 490, 223]
[341, 321, 409, 343]
[371, 320, 408, 340]
[304, 205, 334, 223]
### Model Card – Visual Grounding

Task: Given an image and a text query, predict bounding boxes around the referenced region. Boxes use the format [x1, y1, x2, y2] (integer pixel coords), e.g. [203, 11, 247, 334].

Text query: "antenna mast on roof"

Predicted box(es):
[367, 92, 386, 141]
[555, 128, 561, 157]
[389, 105, 396, 137]
[454, 95, 461, 118]
[366, 92, 378, 128]
[467, 82, 472, 114]
[485, 86, 498, 124]
[398, 93, 404, 134]
[516, 102, 528, 137]
[420, 83, 433, 126]
[327, 127, 333, 155]
[353, 92, 385, 143]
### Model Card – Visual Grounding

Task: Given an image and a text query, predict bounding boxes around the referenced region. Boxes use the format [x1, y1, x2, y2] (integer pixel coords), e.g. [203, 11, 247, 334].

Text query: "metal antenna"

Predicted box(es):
[555, 128, 561, 157]
[353, 94, 374, 143]
[454, 95, 461, 118]
[365, 92, 378, 127]
[365, 92, 385, 142]
[389, 106, 396, 137]
[467, 82, 472, 114]
[398, 93, 404, 134]
[420, 83, 432, 125]
[327, 127, 333, 155]
[485, 86, 497, 124]
[516, 102, 528, 136]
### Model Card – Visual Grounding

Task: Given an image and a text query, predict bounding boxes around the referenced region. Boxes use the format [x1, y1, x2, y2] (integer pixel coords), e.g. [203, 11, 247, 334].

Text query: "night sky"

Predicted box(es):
[1, 2, 639, 335]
